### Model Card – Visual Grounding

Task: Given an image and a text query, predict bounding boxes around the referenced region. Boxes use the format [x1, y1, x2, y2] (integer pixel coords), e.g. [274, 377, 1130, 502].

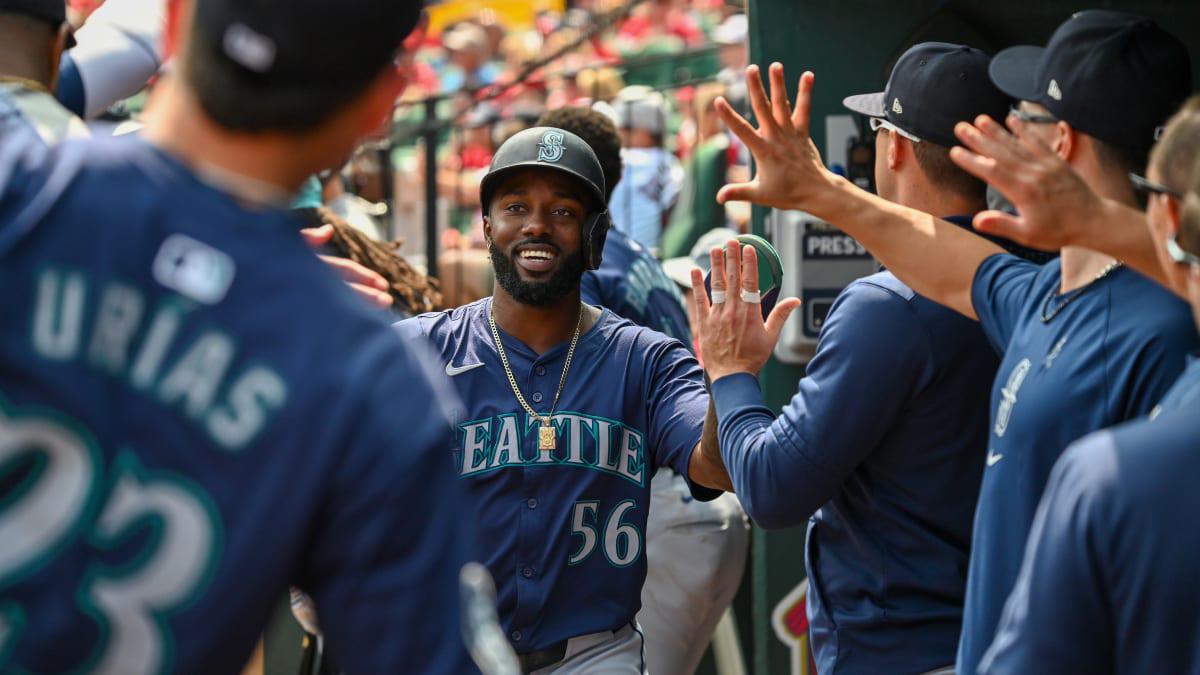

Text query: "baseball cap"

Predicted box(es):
[443, 23, 487, 53]
[480, 126, 607, 215]
[662, 227, 738, 287]
[713, 14, 748, 47]
[190, 0, 421, 91]
[614, 86, 667, 135]
[0, 0, 64, 24]
[989, 10, 1191, 161]
[843, 42, 1012, 148]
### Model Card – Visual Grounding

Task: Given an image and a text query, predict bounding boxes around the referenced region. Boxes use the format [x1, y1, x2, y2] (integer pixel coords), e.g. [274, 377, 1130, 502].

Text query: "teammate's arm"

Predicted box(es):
[56, 0, 166, 118]
[951, 114, 1173, 295]
[688, 398, 732, 492]
[714, 63, 1002, 320]
[695, 254, 932, 528]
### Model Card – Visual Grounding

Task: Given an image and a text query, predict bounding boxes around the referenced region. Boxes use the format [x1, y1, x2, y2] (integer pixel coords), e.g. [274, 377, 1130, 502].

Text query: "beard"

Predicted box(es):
[489, 238, 586, 307]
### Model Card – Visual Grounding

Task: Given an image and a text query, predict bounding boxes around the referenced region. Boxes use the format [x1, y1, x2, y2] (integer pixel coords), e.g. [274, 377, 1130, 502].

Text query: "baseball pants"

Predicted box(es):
[638, 470, 750, 674]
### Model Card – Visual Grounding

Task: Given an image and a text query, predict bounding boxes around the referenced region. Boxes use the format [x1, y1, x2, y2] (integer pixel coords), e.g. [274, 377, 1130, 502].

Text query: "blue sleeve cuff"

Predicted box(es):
[712, 372, 768, 422]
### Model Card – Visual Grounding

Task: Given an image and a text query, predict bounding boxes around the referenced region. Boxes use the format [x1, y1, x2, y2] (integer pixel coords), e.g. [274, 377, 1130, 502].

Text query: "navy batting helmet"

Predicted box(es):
[480, 126, 611, 270]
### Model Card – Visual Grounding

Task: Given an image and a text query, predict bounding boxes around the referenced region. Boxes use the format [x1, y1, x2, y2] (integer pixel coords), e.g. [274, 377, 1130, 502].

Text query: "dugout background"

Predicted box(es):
[747, 1, 1200, 674]
[262, 2, 1200, 673]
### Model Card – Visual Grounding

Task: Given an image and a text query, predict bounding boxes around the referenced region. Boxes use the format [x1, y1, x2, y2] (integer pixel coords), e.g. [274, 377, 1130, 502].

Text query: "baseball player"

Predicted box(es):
[396, 125, 733, 674]
[536, 106, 750, 675]
[958, 99, 1200, 674]
[0, 0, 477, 672]
[666, 43, 1024, 675]
[699, 12, 1196, 675]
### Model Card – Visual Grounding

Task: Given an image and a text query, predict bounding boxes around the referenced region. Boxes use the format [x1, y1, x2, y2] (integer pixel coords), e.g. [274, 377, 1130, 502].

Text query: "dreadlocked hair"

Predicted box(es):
[297, 206, 442, 314]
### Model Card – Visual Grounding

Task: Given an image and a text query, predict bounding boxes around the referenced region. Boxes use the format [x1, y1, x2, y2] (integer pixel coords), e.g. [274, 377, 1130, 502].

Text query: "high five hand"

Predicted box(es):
[690, 240, 801, 382]
[714, 63, 838, 213]
[949, 114, 1101, 250]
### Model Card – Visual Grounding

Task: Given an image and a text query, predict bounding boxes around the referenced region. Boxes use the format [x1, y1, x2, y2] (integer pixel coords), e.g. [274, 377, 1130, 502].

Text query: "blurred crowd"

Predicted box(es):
[63, 0, 758, 312]
[328, 0, 756, 307]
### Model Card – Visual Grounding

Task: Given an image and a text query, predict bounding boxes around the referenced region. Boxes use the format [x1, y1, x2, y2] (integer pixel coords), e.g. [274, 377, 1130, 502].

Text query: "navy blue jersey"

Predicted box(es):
[396, 299, 717, 652]
[1151, 353, 1200, 414]
[958, 254, 1199, 674]
[581, 227, 691, 347]
[711, 270, 995, 674]
[980, 389, 1200, 675]
[0, 133, 476, 674]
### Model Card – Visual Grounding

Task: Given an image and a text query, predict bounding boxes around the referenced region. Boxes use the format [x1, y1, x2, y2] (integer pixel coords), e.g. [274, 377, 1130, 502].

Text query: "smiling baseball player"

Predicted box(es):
[396, 126, 732, 673]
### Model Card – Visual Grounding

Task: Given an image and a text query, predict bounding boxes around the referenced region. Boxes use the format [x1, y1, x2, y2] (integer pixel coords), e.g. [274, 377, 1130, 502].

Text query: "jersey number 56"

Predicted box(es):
[567, 500, 642, 567]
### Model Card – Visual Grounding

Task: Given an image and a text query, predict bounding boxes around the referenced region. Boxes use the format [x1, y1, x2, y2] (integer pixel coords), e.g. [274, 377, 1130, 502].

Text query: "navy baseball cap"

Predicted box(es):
[0, 0, 64, 25]
[190, 0, 421, 91]
[989, 10, 1191, 162]
[844, 42, 1012, 148]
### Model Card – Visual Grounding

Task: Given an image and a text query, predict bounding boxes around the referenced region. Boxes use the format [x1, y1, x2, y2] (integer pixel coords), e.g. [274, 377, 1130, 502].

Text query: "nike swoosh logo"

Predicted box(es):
[987, 451, 1004, 467]
[445, 362, 485, 376]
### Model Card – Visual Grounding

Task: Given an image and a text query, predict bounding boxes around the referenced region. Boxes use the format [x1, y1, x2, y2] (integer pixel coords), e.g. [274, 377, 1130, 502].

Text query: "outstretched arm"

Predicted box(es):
[714, 63, 1003, 320]
[950, 115, 1175, 297]
[688, 398, 733, 492]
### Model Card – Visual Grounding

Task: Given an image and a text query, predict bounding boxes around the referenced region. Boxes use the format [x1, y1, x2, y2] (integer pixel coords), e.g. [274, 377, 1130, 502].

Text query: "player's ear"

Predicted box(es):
[482, 214, 492, 241]
[355, 67, 406, 138]
[886, 134, 903, 171]
[1164, 192, 1182, 236]
[1052, 121, 1074, 160]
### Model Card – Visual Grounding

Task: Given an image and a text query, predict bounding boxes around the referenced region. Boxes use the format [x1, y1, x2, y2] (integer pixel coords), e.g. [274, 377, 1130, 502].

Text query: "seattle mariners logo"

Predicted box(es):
[538, 130, 566, 163]
[994, 358, 1032, 437]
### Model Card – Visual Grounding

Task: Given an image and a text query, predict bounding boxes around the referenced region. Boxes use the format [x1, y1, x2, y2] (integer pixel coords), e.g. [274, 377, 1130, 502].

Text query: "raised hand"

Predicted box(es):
[690, 240, 801, 382]
[949, 114, 1102, 250]
[714, 63, 838, 213]
[301, 224, 394, 309]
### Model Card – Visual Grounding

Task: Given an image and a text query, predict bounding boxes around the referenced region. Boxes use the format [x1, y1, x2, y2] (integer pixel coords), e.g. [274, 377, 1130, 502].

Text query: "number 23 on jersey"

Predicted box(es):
[0, 399, 221, 674]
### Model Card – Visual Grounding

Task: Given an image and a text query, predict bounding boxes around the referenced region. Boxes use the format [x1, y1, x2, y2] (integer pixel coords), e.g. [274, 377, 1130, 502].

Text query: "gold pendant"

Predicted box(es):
[538, 423, 556, 451]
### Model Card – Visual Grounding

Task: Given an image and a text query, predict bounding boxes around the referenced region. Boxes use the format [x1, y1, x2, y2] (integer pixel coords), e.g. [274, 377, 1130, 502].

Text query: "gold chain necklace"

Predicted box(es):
[488, 303, 585, 451]
[0, 76, 50, 95]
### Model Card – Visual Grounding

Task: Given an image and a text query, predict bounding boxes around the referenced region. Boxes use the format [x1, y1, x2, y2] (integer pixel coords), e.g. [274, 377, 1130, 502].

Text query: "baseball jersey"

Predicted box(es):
[581, 226, 691, 346]
[608, 147, 683, 252]
[711, 268, 996, 674]
[396, 299, 718, 652]
[980, 369, 1200, 675]
[0, 130, 476, 673]
[957, 254, 1199, 674]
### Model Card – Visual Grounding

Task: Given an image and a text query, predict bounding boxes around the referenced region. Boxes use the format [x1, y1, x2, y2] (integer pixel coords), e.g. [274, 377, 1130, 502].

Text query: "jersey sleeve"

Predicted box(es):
[979, 432, 1118, 675]
[1107, 300, 1198, 421]
[971, 253, 1041, 353]
[710, 281, 933, 529]
[644, 337, 720, 501]
[298, 332, 478, 674]
[61, 0, 165, 118]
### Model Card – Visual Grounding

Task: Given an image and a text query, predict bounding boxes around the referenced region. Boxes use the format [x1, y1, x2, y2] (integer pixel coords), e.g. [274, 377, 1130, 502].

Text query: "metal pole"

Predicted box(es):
[424, 97, 439, 279]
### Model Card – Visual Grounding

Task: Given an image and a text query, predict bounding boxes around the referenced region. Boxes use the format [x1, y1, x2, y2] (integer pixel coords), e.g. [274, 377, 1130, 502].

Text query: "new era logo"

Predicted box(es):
[891, 98, 904, 115]
[1047, 79, 1063, 101]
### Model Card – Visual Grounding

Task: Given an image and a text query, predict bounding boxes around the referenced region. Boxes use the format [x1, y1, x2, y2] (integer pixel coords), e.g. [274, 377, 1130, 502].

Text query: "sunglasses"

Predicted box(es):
[1008, 105, 1057, 125]
[1166, 232, 1200, 270]
[1130, 173, 1182, 200]
[868, 117, 921, 143]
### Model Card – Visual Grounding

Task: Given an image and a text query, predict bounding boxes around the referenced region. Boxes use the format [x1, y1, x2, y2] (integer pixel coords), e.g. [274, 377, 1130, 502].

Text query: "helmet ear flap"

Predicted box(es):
[583, 210, 611, 270]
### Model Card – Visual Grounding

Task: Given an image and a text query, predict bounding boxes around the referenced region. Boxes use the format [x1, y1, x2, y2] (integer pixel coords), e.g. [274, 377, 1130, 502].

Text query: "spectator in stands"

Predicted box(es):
[609, 86, 684, 253]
